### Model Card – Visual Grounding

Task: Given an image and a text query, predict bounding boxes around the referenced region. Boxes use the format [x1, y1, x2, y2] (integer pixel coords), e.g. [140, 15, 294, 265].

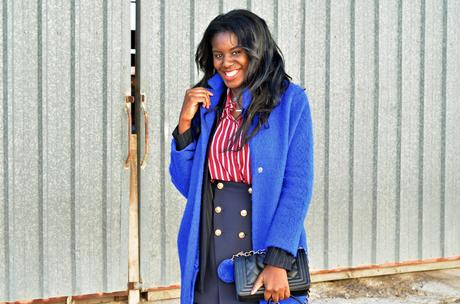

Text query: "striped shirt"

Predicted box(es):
[208, 89, 252, 184]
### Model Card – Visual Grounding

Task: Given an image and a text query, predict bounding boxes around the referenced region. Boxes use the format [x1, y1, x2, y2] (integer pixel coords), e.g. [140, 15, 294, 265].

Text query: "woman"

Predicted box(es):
[169, 9, 314, 304]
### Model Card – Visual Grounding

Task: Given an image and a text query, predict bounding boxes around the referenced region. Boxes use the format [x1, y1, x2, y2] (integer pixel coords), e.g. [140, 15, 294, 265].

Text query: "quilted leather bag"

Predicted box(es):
[233, 248, 311, 302]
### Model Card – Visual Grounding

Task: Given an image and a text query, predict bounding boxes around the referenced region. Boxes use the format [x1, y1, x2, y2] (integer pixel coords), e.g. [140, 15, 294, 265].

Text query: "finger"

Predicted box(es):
[189, 90, 212, 106]
[271, 289, 280, 303]
[197, 91, 212, 108]
[200, 92, 211, 109]
[207, 91, 212, 108]
[284, 286, 291, 299]
[190, 87, 214, 96]
[278, 287, 287, 301]
[189, 93, 210, 108]
[250, 276, 264, 295]
[264, 289, 272, 302]
[188, 92, 210, 100]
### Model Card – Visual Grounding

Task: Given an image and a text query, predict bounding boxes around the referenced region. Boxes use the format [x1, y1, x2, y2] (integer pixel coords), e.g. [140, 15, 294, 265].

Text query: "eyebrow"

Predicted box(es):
[212, 46, 242, 52]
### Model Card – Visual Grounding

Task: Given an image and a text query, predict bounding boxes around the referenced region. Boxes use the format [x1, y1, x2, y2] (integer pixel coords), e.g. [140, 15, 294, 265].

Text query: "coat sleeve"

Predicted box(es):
[169, 124, 198, 198]
[169, 137, 196, 198]
[264, 90, 314, 256]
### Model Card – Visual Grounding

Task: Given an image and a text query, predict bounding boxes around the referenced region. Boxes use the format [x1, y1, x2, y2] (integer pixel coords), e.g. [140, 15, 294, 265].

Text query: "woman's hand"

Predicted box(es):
[178, 87, 213, 134]
[251, 265, 290, 303]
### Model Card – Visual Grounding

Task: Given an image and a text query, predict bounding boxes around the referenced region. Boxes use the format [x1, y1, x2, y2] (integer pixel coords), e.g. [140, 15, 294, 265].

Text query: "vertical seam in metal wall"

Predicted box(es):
[440, 0, 447, 258]
[10, 2, 16, 298]
[70, 0, 77, 294]
[135, 0, 141, 289]
[2, 0, 10, 299]
[323, 0, 330, 269]
[160, 0, 166, 284]
[190, 0, 195, 87]
[300, 0, 305, 88]
[102, 0, 108, 291]
[395, 0, 403, 263]
[10, 2, 16, 299]
[246, 0, 251, 11]
[273, 0, 278, 41]
[371, 0, 379, 265]
[219, 0, 223, 14]
[418, 0, 425, 260]
[37, 0, 45, 297]
[348, 0, 355, 267]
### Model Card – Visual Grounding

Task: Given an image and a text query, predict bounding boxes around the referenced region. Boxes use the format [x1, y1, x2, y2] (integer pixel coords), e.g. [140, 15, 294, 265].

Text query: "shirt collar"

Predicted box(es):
[222, 88, 242, 122]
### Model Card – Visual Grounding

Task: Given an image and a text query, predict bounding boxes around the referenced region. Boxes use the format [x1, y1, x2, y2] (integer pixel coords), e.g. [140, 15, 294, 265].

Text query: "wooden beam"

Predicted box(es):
[310, 256, 460, 282]
[128, 134, 140, 304]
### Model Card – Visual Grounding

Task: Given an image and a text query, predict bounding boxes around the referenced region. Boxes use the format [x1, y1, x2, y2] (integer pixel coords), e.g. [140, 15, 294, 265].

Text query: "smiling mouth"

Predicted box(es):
[224, 70, 238, 77]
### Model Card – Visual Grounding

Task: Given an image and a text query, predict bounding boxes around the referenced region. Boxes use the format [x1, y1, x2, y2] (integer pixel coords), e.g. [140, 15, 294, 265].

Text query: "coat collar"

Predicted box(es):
[201, 74, 256, 137]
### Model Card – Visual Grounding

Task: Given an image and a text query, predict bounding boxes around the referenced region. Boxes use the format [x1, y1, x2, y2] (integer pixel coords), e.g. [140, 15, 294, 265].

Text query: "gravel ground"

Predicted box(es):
[309, 268, 460, 304]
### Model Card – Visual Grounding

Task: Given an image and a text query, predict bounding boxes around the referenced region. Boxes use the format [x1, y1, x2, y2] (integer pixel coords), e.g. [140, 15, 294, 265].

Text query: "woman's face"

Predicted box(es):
[211, 31, 249, 90]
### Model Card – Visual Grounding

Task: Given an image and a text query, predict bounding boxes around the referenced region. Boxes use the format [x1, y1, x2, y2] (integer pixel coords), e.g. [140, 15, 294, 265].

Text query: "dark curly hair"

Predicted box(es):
[194, 9, 291, 148]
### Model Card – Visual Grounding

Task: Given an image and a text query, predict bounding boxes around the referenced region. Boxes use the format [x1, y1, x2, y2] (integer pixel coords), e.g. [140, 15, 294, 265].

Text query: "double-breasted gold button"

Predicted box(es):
[240, 210, 248, 217]
[215, 229, 222, 236]
[217, 182, 224, 190]
[248, 187, 252, 194]
[238, 232, 246, 239]
[215, 206, 222, 214]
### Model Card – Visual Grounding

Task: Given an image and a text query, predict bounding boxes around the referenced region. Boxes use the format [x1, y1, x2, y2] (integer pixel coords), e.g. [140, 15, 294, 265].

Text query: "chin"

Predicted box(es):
[224, 80, 244, 90]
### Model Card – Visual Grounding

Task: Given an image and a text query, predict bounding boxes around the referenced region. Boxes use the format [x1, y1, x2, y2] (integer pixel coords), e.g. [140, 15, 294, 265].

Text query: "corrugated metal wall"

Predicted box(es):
[138, 0, 460, 289]
[0, 0, 131, 301]
[1, 0, 459, 301]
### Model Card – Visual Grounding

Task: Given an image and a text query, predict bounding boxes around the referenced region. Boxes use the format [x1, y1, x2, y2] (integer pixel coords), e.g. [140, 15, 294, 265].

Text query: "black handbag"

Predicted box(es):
[232, 248, 311, 303]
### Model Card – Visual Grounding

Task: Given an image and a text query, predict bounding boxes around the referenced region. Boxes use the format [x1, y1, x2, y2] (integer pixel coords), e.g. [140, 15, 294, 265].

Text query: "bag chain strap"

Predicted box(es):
[231, 247, 305, 261]
[231, 249, 266, 261]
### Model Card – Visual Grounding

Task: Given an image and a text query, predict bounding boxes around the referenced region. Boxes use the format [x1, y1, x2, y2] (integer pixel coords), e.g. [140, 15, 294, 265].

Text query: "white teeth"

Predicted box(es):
[225, 70, 238, 77]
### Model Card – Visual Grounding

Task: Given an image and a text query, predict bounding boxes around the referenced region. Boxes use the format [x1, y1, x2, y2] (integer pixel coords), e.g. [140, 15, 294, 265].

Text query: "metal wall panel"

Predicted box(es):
[0, 0, 130, 301]
[138, 0, 460, 291]
[445, 0, 460, 258]
[400, 0, 422, 264]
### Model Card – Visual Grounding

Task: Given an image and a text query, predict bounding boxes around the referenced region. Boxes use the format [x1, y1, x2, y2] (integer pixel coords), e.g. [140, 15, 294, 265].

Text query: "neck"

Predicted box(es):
[230, 87, 243, 98]
[230, 88, 243, 104]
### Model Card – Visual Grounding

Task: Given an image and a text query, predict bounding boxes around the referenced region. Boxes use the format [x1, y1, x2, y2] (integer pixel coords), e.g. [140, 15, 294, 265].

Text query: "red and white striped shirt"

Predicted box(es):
[208, 89, 252, 184]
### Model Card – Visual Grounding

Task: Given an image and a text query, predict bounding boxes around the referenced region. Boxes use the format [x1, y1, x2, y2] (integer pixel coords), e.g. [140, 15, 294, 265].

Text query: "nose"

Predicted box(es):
[222, 54, 234, 68]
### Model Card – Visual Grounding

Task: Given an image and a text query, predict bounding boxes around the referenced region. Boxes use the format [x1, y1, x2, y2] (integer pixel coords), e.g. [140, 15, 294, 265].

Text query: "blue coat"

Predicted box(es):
[169, 73, 314, 304]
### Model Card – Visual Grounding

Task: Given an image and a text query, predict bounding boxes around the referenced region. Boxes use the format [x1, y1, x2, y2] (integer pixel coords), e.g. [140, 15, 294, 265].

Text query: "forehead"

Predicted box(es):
[211, 31, 239, 50]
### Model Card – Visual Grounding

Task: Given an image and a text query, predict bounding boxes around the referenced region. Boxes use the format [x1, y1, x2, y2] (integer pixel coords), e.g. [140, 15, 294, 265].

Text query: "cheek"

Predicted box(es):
[213, 59, 221, 69]
[240, 56, 250, 71]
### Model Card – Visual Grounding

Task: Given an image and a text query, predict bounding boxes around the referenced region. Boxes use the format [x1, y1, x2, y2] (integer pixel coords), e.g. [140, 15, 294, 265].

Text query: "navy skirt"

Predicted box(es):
[194, 180, 256, 304]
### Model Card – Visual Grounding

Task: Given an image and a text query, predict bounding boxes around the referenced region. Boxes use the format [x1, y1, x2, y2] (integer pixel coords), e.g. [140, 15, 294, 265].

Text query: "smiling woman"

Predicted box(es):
[169, 9, 313, 304]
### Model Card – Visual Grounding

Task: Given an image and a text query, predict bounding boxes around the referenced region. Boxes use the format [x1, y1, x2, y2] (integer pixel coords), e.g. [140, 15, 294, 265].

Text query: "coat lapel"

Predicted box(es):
[199, 74, 224, 144]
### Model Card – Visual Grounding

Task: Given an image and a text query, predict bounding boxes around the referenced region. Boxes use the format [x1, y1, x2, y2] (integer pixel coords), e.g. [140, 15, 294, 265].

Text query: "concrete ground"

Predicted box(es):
[309, 268, 460, 303]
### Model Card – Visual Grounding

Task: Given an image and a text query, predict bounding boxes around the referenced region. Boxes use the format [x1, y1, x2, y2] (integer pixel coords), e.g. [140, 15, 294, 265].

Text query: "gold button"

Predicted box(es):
[240, 210, 248, 217]
[238, 232, 246, 239]
[215, 206, 222, 214]
[215, 229, 222, 236]
[217, 182, 224, 190]
[248, 187, 252, 194]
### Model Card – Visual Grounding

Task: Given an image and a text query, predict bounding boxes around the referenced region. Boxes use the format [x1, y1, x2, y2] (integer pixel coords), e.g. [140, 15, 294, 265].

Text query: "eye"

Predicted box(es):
[232, 50, 241, 56]
[213, 53, 223, 59]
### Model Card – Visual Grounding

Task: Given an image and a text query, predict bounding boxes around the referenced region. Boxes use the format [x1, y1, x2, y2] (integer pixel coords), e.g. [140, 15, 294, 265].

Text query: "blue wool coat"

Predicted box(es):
[169, 73, 314, 304]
